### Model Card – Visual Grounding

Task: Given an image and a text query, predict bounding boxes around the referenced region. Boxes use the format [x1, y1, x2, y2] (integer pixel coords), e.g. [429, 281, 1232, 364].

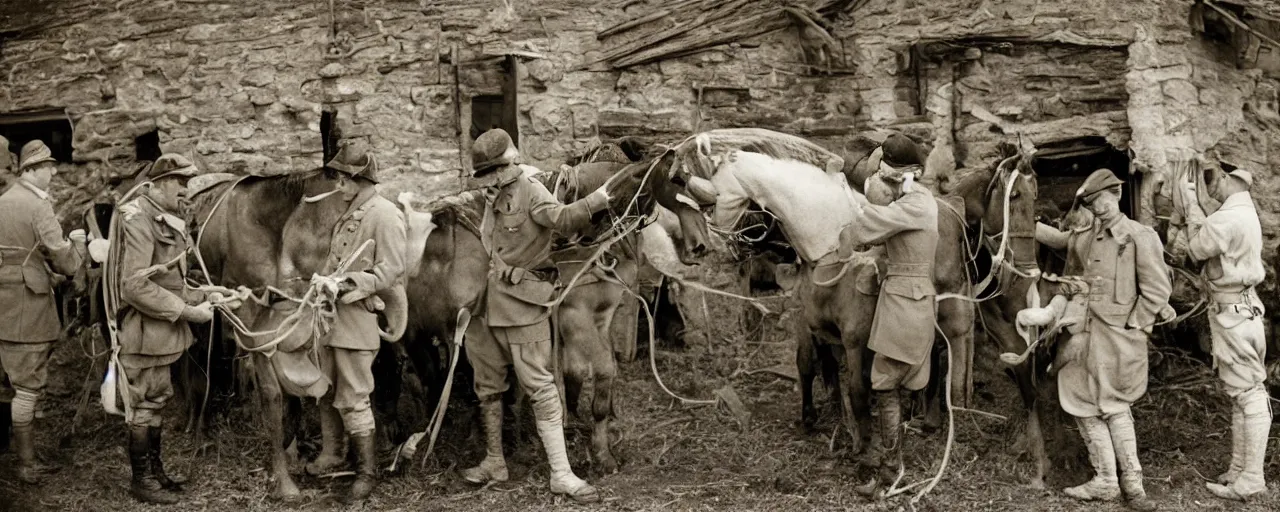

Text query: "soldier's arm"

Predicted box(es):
[118, 213, 190, 322]
[1035, 222, 1069, 250]
[368, 206, 408, 292]
[31, 201, 82, 275]
[1185, 208, 1228, 262]
[840, 191, 927, 247]
[1127, 227, 1174, 330]
[528, 178, 608, 235]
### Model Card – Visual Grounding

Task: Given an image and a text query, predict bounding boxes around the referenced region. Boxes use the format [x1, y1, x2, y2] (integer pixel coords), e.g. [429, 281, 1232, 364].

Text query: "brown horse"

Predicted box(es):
[541, 149, 712, 474]
[949, 145, 1052, 489]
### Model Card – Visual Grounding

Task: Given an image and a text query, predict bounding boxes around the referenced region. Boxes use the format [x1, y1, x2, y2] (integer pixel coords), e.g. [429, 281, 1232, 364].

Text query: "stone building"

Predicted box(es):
[1, 0, 1277, 273]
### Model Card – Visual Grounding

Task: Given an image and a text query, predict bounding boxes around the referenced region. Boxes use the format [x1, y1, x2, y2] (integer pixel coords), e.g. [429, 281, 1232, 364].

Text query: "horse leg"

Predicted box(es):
[985, 308, 1048, 490]
[370, 342, 404, 447]
[590, 297, 621, 474]
[558, 303, 596, 466]
[921, 344, 946, 434]
[253, 352, 301, 500]
[839, 331, 870, 456]
[797, 332, 820, 434]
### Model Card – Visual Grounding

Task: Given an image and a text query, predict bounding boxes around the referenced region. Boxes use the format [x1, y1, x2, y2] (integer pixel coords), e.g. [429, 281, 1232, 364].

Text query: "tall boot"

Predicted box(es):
[149, 426, 187, 491]
[1063, 416, 1120, 501]
[1106, 410, 1155, 511]
[347, 431, 378, 502]
[128, 425, 178, 504]
[13, 423, 58, 484]
[1208, 386, 1271, 501]
[533, 390, 599, 503]
[1216, 401, 1245, 485]
[0, 402, 10, 453]
[305, 404, 346, 476]
[856, 390, 902, 499]
[462, 398, 508, 484]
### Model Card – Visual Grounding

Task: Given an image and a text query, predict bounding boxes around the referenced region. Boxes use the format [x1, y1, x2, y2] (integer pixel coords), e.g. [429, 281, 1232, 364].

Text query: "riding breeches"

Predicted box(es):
[465, 319, 561, 421]
[318, 346, 377, 436]
[1208, 302, 1268, 396]
[871, 351, 931, 391]
[119, 352, 182, 427]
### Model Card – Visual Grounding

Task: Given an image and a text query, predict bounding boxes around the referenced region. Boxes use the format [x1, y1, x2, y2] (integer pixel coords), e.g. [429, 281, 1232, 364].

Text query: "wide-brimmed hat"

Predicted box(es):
[150, 154, 200, 181]
[1226, 168, 1253, 188]
[472, 129, 518, 175]
[18, 139, 56, 170]
[325, 142, 379, 183]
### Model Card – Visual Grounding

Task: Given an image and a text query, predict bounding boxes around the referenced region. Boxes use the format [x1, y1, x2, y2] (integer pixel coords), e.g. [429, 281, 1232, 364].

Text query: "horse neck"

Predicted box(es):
[278, 176, 350, 280]
[718, 152, 855, 263]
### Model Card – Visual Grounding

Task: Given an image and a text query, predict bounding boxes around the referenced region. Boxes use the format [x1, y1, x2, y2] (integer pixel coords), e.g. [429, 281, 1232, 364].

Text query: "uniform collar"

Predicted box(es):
[338, 186, 378, 221]
[1219, 191, 1253, 209]
[18, 180, 49, 200]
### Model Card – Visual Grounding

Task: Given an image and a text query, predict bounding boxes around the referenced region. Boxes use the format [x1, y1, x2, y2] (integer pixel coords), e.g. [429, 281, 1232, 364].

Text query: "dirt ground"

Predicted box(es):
[2, 266, 1278, 512]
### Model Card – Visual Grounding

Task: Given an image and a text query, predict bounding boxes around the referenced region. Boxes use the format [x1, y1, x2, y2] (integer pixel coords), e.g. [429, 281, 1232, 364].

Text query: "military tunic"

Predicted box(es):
[317, 186, 407, 435]
[840, 186, 938, 391]
[1186, 192, 1267, 395]
[468, 165, 608, 400]
[115, 196, 198, 426]
[1038, 216, 1172, 417]
[0, 181, 82, 403]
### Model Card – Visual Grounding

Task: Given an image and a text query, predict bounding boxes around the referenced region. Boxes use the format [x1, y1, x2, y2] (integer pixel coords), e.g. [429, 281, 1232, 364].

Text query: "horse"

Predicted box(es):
[659, 128, 975, 456]
[949, 144, 1054, 489]
[540, 150, 712, 474]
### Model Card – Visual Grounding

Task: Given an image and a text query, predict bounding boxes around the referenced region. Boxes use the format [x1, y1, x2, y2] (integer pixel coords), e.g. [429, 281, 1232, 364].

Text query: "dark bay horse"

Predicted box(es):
[950, 145, 1053, 489]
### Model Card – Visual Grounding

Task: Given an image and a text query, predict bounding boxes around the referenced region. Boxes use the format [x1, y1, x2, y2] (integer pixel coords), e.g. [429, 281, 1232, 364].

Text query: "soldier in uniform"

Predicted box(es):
[0, 135, 14, 191]
[112, 154, 221, 504]
[1035, 169, 1173, 512]
[0, 139, 85, 482]
[1180, 167, 1271, 501]
[461, 128, 625, 503]
[837, 134, 939, 500]
[299, 141, 407, 502]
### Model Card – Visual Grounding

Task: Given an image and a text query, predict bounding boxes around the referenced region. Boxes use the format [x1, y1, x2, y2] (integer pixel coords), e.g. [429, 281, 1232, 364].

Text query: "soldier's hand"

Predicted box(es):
[182, 302, 216, 323]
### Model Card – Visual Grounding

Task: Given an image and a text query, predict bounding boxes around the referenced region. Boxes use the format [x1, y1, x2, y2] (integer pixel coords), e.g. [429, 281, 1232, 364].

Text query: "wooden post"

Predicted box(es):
[502, 54, 520, 147]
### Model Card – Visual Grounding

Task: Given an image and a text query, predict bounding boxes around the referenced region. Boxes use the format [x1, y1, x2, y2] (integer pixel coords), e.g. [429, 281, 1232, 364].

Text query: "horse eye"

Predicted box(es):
[671, 175, 687, 187]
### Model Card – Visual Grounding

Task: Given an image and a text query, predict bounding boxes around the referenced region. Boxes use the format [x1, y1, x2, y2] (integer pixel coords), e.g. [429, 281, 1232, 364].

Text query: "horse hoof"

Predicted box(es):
[1028, 478, 1046, 491]
[596, 453, 619, 475]
[270, 481, 303, 502]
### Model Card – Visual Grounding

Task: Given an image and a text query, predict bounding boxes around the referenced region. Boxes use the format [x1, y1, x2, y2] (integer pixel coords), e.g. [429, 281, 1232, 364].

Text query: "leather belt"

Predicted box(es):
[886, 262, 930, 277]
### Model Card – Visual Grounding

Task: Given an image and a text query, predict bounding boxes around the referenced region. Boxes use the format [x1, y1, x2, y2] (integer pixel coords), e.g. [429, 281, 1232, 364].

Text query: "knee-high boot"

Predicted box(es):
[149, 425, 187, 491]
[462, 398, 509, 484]
[532, 386, 599, 503]
[1063, 416, 1120, 501]
[347, 430, 378, 502]
[1208, 386, 1271, 501]
[128, 425, 178, 504]
[856, 390, 902, 499]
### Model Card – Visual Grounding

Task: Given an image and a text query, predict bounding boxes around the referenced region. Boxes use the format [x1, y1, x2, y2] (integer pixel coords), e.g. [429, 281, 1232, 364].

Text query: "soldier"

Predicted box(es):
[111, 154, 219, 504]
[461, 128, 626, 503]
[837, 134, 939, 500]
[0, 135, 14, 192]
[1180, 166, 1271, 501]
[0, 139, 85, 482]
[300, 140, 407, 502]
[1035, 169, 1173, 512]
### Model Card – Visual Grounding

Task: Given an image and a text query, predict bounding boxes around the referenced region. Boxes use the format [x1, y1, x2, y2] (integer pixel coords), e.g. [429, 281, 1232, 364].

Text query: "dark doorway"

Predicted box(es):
[135, 130, 161, 162]
[469, 54, 520, 146]
[0, 109, 74, 164]
[320, 110, 340, 163]
[1031, 137, 1134, 220]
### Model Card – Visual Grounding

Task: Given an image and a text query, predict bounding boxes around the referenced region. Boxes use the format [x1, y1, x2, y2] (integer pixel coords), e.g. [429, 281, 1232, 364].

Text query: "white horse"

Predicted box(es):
[664, 128, 976, 454]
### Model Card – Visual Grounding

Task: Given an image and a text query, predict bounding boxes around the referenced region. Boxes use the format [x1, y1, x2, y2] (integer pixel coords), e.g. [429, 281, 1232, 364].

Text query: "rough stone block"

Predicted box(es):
[1161, 79, 1198, 106]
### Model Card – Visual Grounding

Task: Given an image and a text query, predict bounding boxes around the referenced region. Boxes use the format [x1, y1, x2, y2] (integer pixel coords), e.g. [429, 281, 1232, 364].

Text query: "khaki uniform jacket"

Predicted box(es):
[0, 182, 82, 342]
[1186, 192, 1266, 293]
[321, 187, 407, 351]
[116, 197, 195, 357]
[1038, 216, 1172, 415]
[841, 186, 939, 365]
[482, 165, 608, 327]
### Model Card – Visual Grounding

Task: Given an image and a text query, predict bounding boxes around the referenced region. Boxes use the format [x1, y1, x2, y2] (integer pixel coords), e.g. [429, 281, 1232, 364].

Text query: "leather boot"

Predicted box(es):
[856, 390, 901, 499]
[462, 399, 509, 484]
[14, 423, 58, 484]
[149, 426, 187, 491]
[1063, 416, 1120, 501]
[1208, 387, 1270, 501]
[305, 404, 347, 476]
[129, 425, 179, 504]
[1216, 402, 1245, 485]
[1106, 410, 1154, 511]
[0, 402, 10, 453]
[347, 431, 378, 502]
[533, 389, 599, 503]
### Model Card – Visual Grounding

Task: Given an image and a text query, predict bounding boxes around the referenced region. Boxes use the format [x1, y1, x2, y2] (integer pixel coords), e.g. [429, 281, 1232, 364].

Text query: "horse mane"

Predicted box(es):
[432, 194, 485, 239]
[187, 170, 318, 236]
[675, 128, 846, 172]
